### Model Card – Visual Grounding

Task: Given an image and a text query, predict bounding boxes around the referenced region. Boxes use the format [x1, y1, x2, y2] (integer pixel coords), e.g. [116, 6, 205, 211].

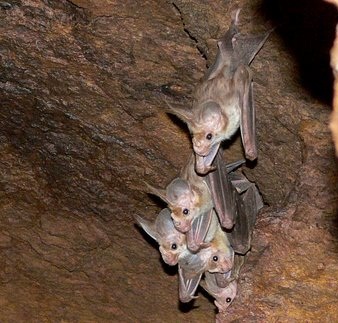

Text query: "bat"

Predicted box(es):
[146, 153, 246, 252]
[203, 272, 238, 312]
[178, 222, 234, 277]
[146, 153, 213, 234]
[202, 255, 244, 312]
[177, 221, 234, 302]
[135, 208, 187, 266]
[165, 9, 270, 174]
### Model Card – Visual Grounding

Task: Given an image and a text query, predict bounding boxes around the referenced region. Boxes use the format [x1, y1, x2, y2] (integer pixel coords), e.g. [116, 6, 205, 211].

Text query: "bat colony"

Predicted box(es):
[136, 10, 269, 314]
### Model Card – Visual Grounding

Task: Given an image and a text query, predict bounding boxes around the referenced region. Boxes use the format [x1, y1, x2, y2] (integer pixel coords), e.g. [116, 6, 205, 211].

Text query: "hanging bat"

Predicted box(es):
[146, 154, 245, 252]
[135, 208, 187, 266]
[201, 255, 244, 312]
[203, 273, 238, 312]
[165, 9, 271, 174]
[179, 222, 234, 277]
[178, 221, 234, 302]
[146, 153, 213, 235]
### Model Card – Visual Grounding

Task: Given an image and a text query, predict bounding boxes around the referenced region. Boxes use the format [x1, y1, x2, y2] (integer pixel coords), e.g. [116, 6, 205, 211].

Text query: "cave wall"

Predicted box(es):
[0, 0, 337, 322]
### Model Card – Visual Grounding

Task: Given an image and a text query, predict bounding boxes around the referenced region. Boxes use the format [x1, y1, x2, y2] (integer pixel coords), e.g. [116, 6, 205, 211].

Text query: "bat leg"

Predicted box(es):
[186, 209, 213, 253]
[178, 265, 202, 303]
[206, 149, 237, 229]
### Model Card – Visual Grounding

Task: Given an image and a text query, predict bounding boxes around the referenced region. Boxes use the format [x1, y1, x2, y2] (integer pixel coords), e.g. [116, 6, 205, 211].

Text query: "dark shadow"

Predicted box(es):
[134, 223, 159, 251]
[199, 285, 217, 311]
[259, 0, 338, 105]
[160, 261, 178, 276]
[146, 193, 167, 210]
[178, 299, 199, 312]
[167, 113, 192, 142]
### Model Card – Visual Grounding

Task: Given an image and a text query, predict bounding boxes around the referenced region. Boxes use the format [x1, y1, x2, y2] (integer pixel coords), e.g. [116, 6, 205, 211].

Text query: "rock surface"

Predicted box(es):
[0, 0, 337, 322]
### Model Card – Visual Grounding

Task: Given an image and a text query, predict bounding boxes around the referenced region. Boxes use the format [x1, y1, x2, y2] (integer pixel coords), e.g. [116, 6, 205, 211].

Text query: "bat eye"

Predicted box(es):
[182, 208, 189, 215]
[206, 133, 212, 140]
[171, 243, 177, 250]
[212, 256, 218, 262]
[226, 297, 232, 303]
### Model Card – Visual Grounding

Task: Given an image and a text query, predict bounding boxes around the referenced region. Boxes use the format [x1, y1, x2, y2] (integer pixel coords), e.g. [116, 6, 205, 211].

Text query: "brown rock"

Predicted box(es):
[0, 0, 337, 322]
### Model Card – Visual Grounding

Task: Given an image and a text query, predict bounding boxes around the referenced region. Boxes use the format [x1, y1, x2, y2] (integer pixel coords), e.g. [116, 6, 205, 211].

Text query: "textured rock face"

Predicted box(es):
[0, 0, 337, 322]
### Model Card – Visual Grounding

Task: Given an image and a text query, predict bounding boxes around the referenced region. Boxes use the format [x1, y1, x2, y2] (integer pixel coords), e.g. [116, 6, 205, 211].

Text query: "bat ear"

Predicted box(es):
[156, 208, 176, 236]
[164, 99, 194, 124]
[200, 102, 223, 128]
[166, 178, 191, 204]
[144, 181, 168, 203]
[134, 215, 159, 241]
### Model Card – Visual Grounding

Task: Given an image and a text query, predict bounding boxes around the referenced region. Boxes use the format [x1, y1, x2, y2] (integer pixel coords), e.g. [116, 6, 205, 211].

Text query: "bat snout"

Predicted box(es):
[219, 261, 232, 273]
[192, 137, 210, 156]
[174, 220, 191, 233]
[159, 247, 179, 266]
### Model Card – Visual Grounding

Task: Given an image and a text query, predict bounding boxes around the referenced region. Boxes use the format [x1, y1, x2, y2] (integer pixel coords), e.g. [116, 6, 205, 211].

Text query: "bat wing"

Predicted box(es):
[206, 149, 237, 229]
[232, 31, 271, 161]
[234, 65, 257, 161]
[178, 265, 202, 303]
[185, 209, 213, 252]
[233, 31, 272, 67]
[227, 174, 263, 254]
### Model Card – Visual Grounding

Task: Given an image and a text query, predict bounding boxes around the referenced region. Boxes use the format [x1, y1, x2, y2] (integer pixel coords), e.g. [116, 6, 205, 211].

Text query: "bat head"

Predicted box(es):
[214, 280, 238, 312]
[136, 210, 187, 266]
[207, 249, 234, 274]
[203, 271, 237, 311]
[207, 231, 234, 273]
[157, 209, 187, 265]
[166, 178, 201, 233]
[191, 102, 227, 157]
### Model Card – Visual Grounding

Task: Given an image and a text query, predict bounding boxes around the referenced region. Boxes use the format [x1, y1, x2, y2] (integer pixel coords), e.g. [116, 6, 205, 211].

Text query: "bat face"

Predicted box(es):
[203, 272, 238, 312]
[206, 226, 234, 274]
[207, 247, 234, 274]
[214, 280, 238, 312]
[191, 102, 227, 157]
[135, 209, 187, 266]
[166, 178, 204, 233]
[158, 233, 187, 266]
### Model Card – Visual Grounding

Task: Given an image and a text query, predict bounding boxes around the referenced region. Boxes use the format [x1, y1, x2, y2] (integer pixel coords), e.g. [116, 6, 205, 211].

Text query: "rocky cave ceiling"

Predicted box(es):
[0, 0, 338, 322]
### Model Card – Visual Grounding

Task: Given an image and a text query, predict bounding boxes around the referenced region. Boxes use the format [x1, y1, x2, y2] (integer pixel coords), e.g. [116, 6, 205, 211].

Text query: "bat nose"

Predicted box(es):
[174, 220, 181, 227]
[192, 138, 208, 156]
